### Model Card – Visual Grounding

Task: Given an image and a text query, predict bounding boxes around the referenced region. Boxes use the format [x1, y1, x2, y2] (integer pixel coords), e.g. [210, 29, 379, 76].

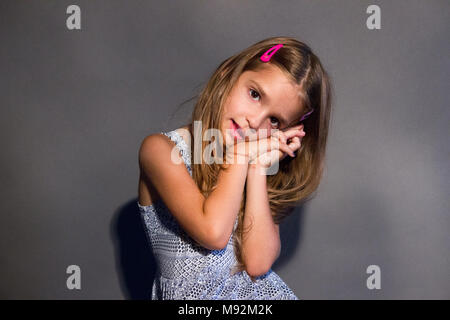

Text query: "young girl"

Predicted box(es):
[137, 36, 332, 300]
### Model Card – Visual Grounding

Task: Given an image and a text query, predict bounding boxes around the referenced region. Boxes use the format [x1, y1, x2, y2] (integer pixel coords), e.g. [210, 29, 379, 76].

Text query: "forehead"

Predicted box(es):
[241, 66, 302, 100]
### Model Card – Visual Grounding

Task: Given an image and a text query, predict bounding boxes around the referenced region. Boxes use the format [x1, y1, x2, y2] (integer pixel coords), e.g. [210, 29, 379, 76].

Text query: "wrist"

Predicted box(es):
[248, 162, 268, 176]
[248, 162, 262, 169]
[225, 151, 249, 166]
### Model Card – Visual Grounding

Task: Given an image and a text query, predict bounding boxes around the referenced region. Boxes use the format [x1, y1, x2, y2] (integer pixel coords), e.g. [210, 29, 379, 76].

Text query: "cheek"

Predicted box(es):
[228, 102, 241, 114]
[227, 88, 249, 113]
[223, 101, 240, 117]
[231, 95, 252, 115]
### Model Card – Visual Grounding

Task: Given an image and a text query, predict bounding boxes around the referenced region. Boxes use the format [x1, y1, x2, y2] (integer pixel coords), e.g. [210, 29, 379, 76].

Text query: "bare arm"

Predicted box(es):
[139, 134, 249, 250]
[202, 161, 249, 248]
[240, 125, 305, 275]
[241, 163, 281, 277]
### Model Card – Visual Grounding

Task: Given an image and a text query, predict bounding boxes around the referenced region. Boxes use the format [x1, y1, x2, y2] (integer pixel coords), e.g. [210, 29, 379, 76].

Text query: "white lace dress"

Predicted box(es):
[137, 130, 299, 300]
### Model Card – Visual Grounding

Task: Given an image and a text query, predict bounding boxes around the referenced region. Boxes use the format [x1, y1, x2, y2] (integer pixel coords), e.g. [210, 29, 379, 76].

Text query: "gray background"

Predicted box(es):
[1, 0, 449, 299]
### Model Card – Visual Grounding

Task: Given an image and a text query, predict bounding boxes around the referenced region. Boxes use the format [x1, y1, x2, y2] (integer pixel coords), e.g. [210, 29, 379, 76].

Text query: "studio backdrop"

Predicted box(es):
[0, 0, 449, 299]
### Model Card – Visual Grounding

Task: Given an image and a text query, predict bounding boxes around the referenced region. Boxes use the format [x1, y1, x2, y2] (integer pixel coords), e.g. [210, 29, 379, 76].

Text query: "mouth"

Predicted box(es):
[231, 119, 244, 140]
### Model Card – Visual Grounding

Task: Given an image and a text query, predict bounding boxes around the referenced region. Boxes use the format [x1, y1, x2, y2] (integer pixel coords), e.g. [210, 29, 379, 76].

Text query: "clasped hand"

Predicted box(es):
[225, 124, 306, 168]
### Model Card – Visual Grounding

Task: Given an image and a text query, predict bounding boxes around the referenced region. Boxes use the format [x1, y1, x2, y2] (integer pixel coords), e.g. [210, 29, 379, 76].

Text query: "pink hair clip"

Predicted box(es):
[300, 109, 314, 122]
[260, 44, 283, 62]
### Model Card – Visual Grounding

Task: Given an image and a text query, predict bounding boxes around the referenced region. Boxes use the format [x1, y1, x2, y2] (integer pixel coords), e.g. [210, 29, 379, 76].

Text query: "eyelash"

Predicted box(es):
[249, 88, 281, 128]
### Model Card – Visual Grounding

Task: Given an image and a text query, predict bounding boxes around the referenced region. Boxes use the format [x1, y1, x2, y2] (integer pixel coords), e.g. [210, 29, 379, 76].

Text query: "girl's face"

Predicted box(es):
[221, 64, 306, 142]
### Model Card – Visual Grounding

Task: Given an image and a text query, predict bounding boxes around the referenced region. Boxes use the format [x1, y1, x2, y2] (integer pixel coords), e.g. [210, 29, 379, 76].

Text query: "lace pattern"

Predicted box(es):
[137, 129, 299, 300]
[162, 130, 192, 174]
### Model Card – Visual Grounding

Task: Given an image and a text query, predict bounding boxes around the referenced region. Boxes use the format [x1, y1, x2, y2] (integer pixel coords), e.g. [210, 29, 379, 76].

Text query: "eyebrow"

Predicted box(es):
[248, 79, 290, 127]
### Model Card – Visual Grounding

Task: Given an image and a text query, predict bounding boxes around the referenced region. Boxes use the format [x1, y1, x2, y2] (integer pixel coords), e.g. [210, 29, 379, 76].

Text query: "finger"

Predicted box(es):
[224, 129, 247, 147]
[243, 128, 258, 141]
[284, 125, 304, 136]
[242, 128, 270, 142]
[282, 144, 295, 157]
[288, 136, 302, 152]
[269, 137, 295, 157]
[271, 130, 288, 145]
[260, 151, 278, 167]
[279, 149, 289, 161]
[282, 123, 304, 134]
[285, 129, 305, 140]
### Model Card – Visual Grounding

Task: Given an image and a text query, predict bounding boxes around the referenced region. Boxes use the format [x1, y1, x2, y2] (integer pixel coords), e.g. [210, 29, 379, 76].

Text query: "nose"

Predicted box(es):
[247, 113, 272, 136]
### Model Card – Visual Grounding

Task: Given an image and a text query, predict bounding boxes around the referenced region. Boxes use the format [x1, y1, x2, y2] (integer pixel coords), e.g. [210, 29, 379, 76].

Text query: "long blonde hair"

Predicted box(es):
[178, 36, 333, 280]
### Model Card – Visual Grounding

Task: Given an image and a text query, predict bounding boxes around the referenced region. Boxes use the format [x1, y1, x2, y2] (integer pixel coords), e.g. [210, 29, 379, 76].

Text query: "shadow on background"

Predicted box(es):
[111, 199, 157, 300]
[272, 206, 305, 271]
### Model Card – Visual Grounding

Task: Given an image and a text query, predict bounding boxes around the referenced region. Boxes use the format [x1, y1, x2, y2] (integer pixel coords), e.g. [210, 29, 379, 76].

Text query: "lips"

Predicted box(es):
[231, 119, 244, 140]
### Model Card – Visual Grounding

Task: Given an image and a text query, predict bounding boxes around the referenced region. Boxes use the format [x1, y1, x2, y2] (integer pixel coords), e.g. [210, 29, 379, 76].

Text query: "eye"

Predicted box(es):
[248, 88, 279, 128]
[249, 88, 261, 101]
[270, 117, 280, 128]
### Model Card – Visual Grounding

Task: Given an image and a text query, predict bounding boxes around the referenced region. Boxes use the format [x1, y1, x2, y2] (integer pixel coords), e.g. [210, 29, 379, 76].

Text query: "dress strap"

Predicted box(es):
[161, 130, 192, 173]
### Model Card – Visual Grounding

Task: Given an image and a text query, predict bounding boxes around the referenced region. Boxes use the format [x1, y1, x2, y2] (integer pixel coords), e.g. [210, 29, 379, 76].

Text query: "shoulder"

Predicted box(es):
[138, 129, 188, 170]
[140, 126, 190, 148]
[139, 132, 170, 157]
[138, 132, 173, 169]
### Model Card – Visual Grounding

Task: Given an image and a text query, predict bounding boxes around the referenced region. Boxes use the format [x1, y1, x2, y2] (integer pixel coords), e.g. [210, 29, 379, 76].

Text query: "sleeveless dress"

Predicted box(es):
[137, 129, 299, 300]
